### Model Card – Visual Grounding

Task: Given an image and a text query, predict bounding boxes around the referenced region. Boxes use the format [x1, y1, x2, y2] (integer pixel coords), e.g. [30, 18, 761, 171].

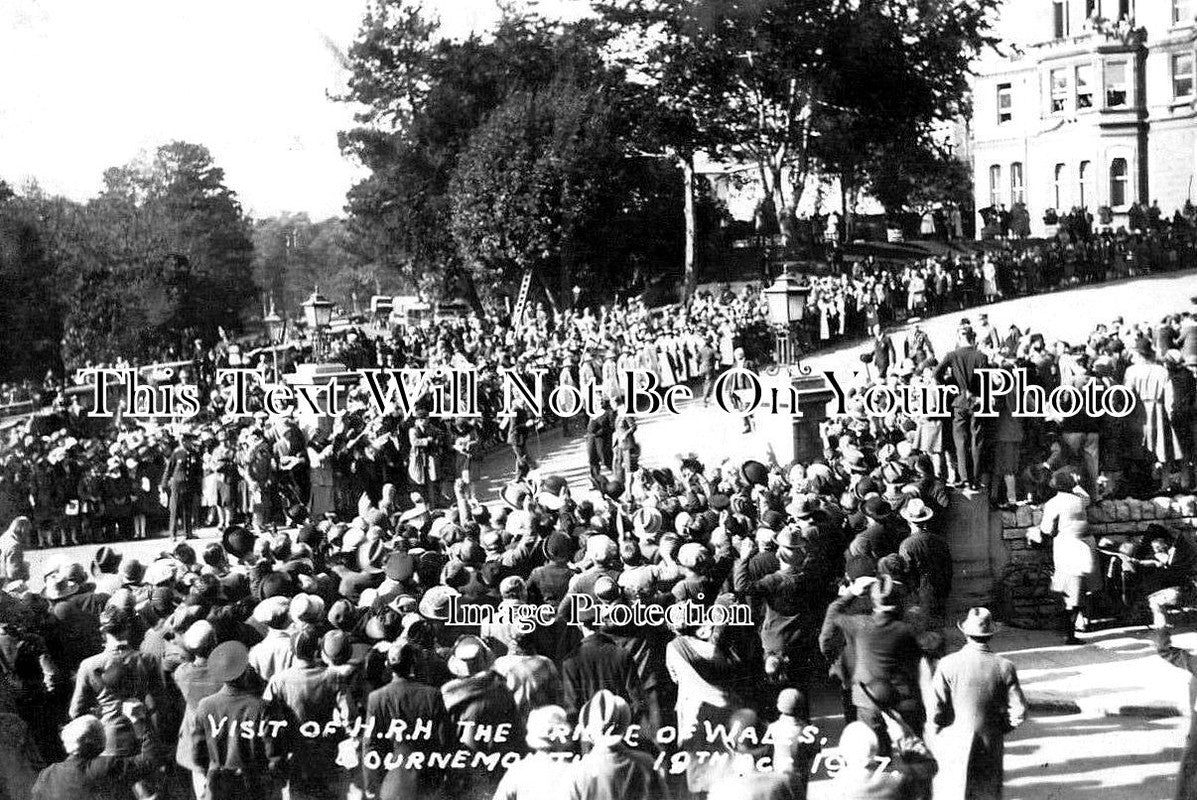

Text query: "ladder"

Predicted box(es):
[512, 268, 534, 329]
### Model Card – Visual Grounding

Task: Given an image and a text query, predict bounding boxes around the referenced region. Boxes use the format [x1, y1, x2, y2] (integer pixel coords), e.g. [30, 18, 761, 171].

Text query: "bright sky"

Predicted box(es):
[0, 0, 590, 221]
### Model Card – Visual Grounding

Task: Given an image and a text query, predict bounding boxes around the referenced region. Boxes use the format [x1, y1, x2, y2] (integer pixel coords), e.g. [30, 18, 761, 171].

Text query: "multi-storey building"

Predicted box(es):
[972, 0, 1197, 236]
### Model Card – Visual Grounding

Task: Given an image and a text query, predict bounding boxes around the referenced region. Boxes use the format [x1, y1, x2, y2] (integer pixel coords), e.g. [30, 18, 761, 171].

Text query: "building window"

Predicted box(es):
[989, 165, 1002, 207]
[1110, 158, 1129, 207]
[1050, 68, 1069, 113]
[1175, 0, 1191, 24]
[1053, 1, 1069, 39]
[1076, 64, 1093, 108]
[1118, 0, 1131, 20]
[1054, 164, 1066, 209]
[996, 83, 1013, 123]
[1105, 60, 1128, 107]
[1174, 53, 1194, 98]
[1079, 160, 1091, 208]
[1010, 162, 1025, 205]
[1086, 0, 1096, 17]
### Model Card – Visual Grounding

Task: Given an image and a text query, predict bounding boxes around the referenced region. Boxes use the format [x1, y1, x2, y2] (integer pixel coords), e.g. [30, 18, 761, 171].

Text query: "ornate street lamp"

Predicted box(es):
[263, 302, 287, 379]
[762, 264, 811, 365]
[302, 288, 334, 362]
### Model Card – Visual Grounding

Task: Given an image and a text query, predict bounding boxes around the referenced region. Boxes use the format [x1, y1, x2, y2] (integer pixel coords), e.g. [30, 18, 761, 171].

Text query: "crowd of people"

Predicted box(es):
[0, 402, 1031, 800]
[3, 232, 1197, 798]
[802, 225, 1197, 348]
[0, 291, 767, 549]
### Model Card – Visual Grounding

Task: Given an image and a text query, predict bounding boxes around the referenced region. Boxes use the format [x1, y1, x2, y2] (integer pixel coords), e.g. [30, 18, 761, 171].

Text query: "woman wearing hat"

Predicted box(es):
[491, 705, 573, 800]
[1125, 339, 1184, 482]
[1033, 470, 1097, 644]
[566, 689, 668, 800]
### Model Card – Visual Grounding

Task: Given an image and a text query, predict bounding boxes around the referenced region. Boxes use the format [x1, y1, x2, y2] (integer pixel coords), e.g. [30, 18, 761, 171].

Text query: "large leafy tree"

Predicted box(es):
[0, 187, 64, 378]
[339, 1, 687, 305]
[599, 0, 997, 243]
[450, 80, 622, 305]
[49, 143, 256, 369]
[339, 3, 579, 300]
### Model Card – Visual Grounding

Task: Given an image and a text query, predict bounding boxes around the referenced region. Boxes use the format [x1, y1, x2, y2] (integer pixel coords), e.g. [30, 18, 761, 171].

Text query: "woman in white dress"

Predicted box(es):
[1034, 470, 1097, 644]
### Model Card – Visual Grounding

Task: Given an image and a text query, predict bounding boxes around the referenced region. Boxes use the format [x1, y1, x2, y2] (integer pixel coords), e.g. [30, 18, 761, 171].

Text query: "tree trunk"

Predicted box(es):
[560, 232, 574, 311]
[681, 155, 698, 302]
[769, 160, 790, 246]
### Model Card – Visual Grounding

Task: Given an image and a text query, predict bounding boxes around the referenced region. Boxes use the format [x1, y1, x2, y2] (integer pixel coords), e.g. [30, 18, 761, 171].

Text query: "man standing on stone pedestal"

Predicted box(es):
[936, 327, 991, 491]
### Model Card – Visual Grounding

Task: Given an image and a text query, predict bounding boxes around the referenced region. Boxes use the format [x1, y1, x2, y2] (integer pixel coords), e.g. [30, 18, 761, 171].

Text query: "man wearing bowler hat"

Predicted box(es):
[930, 608, 1026, 800]
[190, 640, 293, 800]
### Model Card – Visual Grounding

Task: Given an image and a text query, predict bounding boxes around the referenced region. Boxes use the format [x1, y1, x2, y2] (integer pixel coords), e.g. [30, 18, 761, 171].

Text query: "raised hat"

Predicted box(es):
[222, 526, 256, 560]
[357, 540, 387, 573]
[44, 574, 81, 601]
[632, 507, 663, 536]
[870, 574, 898, 611]
[92, 546, 121, 574]
[500, 482, 531, 509]
[741, 460, 768, 486]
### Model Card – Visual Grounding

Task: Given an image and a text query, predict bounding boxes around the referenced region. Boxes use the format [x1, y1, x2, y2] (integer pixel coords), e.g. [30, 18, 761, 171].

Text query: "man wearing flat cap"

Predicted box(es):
[362, 641, 454, 799]
[190, 640, 293, 800]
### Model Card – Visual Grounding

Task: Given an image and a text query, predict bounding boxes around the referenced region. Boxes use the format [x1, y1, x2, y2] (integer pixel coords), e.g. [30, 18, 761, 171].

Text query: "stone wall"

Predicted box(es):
[995, 495, 1197, 629]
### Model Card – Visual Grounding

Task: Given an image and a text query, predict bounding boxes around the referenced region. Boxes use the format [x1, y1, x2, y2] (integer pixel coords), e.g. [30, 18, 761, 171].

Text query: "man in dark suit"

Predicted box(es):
[872, 325, 897, 379]
[363, 642, 454, 799]
[190, 641, 293, 800]
[823, 576, 925, 752]
[935, 327, 991, 489]
[561, 603, 643, 723]
[160, 430, 201, 540]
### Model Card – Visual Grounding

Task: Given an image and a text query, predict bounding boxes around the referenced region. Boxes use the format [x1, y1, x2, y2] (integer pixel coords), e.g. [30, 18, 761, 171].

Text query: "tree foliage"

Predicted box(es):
[338, 0, 689, 304]
[253, 213, 404, 314]
[1, 143, 257, 374]
[0, 190, 64, 378]
[598, 0, 997, 235]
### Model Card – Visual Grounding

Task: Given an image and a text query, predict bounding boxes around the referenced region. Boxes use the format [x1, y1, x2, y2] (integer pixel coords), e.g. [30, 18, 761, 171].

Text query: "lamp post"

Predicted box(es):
[302, 288, 334, 363]
[762, 264, 811, 366]
[263, 303, 286, 380]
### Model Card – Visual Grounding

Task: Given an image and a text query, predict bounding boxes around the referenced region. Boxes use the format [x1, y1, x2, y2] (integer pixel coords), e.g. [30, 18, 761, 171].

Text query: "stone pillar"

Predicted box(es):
[284, 362, 354, 437]
[757, 369, 836, 466]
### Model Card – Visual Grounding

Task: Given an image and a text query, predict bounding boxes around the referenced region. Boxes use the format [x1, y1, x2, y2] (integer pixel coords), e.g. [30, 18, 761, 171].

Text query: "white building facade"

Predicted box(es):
[972, 0, 1197, 236]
